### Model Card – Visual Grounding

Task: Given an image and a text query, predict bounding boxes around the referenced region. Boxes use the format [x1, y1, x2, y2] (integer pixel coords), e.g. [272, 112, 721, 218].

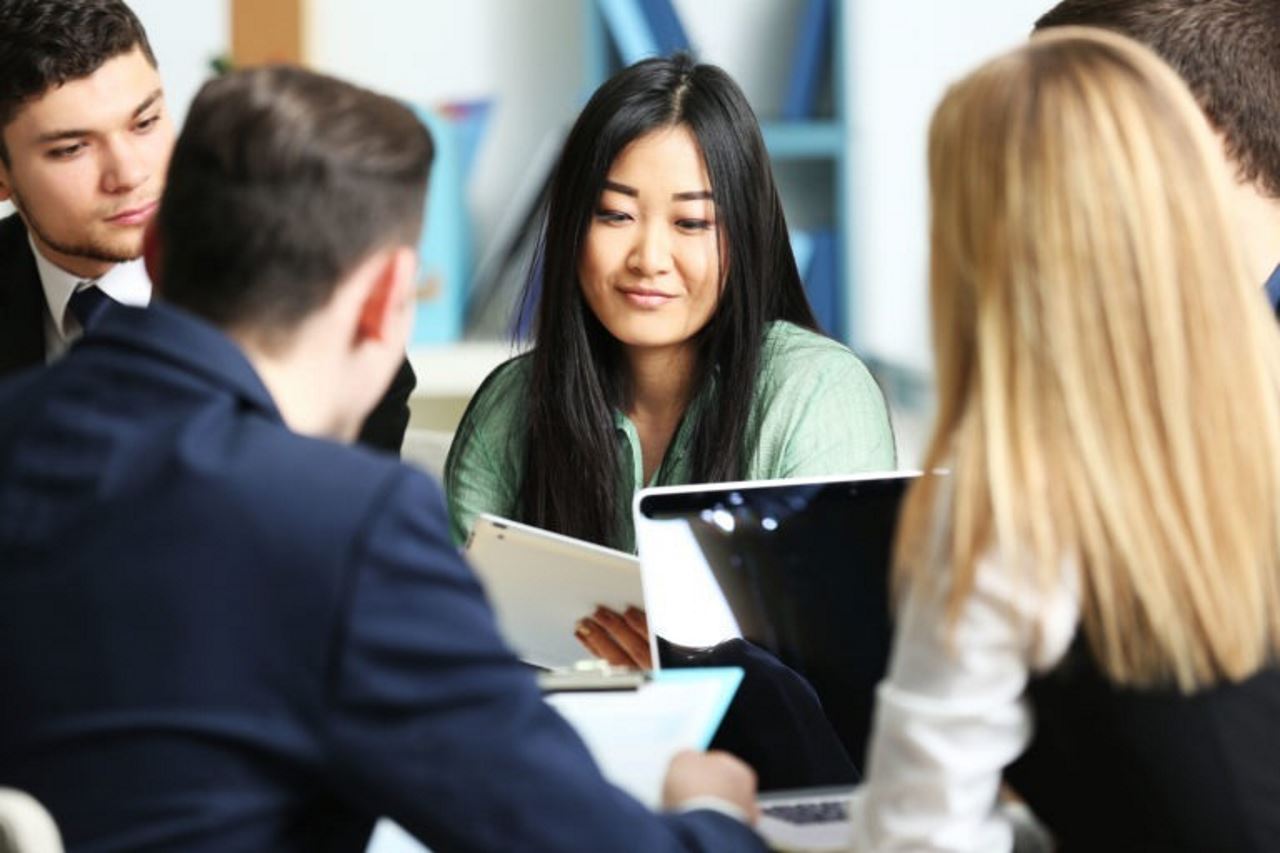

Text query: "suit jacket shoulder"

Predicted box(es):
[0, 214, 46, 377]
[0, 310, 766, 851]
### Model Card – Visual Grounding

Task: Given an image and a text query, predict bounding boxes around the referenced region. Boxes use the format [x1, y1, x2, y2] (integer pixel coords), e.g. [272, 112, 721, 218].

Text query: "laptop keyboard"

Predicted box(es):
[761, 799, 850, 825]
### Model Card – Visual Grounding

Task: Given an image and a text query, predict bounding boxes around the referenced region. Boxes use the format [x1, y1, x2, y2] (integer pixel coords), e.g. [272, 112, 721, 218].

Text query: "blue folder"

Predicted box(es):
[637, 0, 691, 55]
[596, 0, 659, 64]
[782, 0, 832, 120]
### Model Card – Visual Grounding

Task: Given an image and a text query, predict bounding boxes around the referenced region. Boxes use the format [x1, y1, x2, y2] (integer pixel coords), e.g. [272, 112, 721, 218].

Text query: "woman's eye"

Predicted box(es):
[136, 115, 161, 132]
[594, 209, 631, 224]
[677, 219, 713, 231]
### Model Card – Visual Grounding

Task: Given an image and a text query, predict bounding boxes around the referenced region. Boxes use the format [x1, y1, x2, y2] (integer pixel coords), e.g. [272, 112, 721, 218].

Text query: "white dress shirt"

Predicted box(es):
[32, 234, 152, 362]
[846, 544, 1079, 852]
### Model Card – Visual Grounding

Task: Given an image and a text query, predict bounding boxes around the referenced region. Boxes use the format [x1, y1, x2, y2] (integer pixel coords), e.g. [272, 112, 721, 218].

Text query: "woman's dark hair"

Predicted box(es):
[453, 53, 817, 547]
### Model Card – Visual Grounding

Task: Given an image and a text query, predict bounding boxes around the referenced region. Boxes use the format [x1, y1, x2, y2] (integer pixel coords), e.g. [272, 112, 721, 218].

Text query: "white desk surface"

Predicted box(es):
[408, 341, 524, 399]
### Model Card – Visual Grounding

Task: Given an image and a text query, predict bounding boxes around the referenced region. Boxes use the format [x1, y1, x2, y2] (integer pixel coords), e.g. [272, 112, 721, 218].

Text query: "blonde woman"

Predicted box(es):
[851, 28, 1280, 851]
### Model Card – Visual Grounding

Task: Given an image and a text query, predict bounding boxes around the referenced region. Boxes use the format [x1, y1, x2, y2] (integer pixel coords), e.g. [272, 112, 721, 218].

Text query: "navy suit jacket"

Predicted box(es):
[0, 303, 762, 853]
[0, 212, 416, 454]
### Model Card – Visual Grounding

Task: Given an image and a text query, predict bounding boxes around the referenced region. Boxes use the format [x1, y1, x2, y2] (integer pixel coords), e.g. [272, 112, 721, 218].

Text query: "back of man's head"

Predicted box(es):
[158, 65, 433, 345]
[1035, 0, 1280, 198]
[0, 0, 155, 164]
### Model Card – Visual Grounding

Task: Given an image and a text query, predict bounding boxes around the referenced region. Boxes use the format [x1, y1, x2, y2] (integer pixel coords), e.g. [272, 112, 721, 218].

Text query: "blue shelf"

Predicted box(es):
[761, 120, 843, 159]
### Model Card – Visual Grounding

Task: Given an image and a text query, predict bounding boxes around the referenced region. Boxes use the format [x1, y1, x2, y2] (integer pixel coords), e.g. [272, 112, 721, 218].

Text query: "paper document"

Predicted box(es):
[365, 819, 427, 853]
[364, 668, 742, 853]
[547, 667, 743, 809]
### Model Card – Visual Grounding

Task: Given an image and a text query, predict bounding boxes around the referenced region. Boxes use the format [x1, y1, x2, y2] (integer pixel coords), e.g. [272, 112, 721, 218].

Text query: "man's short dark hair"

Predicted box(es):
[0, 0, 156, 163]
[158, 66, 433, 342]
[1035, 0, 1280, 197]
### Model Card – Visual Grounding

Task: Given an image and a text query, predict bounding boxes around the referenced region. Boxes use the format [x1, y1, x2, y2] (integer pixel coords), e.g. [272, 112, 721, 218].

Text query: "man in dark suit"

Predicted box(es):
[0, 63, 764, 852]
[0, 0, 414, 453]
[1035, 0, 1280, 311]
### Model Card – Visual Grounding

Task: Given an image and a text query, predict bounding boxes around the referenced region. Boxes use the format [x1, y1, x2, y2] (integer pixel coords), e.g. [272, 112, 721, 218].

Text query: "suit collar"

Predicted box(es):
[84, 300, 282, 422]
[32, 235, 151, 343]
[0, 213, 48, 374]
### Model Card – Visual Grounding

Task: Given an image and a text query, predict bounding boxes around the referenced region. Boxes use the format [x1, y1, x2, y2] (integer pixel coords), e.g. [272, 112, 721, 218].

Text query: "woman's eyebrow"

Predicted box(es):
[601, 180, 713, 202]
[602, 179, 638, 197]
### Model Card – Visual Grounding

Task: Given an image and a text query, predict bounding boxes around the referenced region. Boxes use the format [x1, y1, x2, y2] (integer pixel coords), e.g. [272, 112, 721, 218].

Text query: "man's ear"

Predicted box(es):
[0, 126, 17, 202]
[0, 159, 13, 203]
[143, 218, 164, 291]
[356, 246, 416, 343]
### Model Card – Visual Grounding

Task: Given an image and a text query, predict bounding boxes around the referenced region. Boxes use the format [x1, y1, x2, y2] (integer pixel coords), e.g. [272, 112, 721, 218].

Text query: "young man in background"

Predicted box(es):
[0, 0, 416, 452]
[1036, 0, 1280, 308]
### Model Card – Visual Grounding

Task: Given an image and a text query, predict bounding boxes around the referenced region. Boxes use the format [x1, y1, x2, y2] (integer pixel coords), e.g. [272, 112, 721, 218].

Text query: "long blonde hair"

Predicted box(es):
[898, 27, 1280, 690]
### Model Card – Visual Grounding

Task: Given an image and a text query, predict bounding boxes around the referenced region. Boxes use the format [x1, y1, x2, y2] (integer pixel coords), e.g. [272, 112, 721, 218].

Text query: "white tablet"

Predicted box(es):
[464, 513, 644, 669]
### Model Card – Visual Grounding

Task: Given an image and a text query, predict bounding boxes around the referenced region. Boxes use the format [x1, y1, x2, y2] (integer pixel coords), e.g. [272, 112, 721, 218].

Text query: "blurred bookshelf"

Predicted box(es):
[760, 119, 842, 157]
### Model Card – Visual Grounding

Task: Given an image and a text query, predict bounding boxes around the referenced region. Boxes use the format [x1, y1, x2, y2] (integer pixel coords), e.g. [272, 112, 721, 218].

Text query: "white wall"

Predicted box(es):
[307, 0, 587, 245]
[846, 0, 1049, 370]
[128, 0, 228, 126]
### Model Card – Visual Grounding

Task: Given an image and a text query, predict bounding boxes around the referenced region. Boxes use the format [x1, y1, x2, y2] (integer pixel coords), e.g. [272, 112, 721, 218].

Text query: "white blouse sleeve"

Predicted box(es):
[847, 553, 1079, 852]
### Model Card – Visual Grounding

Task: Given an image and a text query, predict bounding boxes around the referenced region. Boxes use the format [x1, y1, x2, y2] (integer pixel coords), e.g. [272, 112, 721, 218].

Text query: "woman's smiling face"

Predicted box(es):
[578, 124, 723, 359]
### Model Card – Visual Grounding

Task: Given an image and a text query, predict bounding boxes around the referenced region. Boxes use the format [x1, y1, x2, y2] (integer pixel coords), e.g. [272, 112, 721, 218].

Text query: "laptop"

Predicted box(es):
[633, 471, 919, 850]
[465, 513, 643, 669]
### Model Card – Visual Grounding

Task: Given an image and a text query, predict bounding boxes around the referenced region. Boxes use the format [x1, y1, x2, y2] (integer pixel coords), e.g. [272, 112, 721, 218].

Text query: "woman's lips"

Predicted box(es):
[619, 288, 677, 308]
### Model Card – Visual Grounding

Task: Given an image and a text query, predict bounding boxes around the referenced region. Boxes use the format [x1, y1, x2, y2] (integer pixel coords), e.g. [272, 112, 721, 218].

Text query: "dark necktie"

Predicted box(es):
[67, 284, 113, 332]
[1266, 263, 1280, 320]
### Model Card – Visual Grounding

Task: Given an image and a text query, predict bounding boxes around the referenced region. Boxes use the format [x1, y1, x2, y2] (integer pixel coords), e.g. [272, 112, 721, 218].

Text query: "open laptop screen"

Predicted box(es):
[634, 472, 917, 776]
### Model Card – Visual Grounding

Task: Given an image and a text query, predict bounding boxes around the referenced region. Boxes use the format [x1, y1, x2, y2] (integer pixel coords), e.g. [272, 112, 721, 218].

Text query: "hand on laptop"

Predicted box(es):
[575, 605, 652, 669]
[662, 749, 760, 824]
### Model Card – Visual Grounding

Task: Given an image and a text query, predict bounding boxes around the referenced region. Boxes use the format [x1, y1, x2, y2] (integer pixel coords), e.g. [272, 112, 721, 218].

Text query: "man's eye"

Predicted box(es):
[48, 143, 85, 159]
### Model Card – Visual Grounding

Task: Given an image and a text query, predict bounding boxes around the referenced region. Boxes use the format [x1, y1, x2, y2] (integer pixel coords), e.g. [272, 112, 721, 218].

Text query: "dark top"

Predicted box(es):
[1008, 639, 1280, 852]
[0, 211, 415, 454]
[0, 302, 762, 853]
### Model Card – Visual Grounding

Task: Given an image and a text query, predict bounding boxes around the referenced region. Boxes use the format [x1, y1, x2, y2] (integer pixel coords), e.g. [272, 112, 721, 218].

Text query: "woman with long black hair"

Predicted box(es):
[446, 53, 894, 557]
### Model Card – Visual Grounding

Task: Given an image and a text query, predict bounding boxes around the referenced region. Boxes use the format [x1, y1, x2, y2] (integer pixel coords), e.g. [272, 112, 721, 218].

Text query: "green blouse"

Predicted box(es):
[445, 321, 897, 552]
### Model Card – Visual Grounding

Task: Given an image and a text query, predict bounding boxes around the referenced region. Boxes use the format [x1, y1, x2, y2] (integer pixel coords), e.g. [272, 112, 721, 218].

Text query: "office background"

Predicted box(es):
[5, 0, 1050, 464]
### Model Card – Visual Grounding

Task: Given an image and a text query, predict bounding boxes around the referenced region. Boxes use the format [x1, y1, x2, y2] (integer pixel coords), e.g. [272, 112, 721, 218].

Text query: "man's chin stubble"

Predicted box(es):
[15, 197, 142, 264]
[44, 238, 140, 264]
